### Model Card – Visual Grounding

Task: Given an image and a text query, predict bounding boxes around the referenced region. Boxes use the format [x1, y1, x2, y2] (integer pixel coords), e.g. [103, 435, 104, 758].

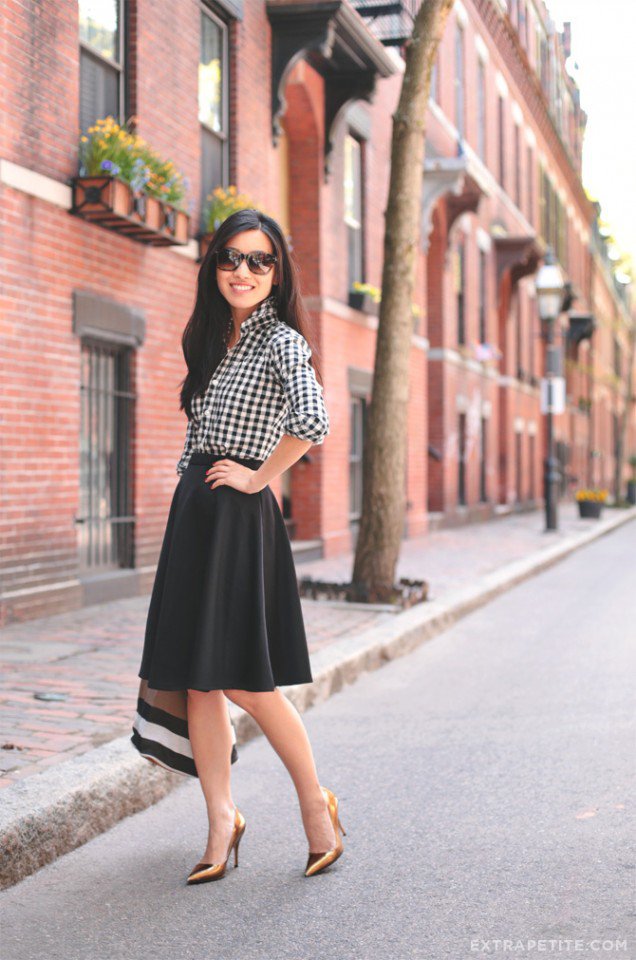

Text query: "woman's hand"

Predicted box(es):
[205, 460, 265, 494]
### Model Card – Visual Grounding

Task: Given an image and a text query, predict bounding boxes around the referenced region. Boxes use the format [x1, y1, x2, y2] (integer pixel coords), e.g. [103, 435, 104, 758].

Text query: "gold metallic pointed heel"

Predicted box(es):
[186, 807, 246, 884]
[304, 786, 346, 877]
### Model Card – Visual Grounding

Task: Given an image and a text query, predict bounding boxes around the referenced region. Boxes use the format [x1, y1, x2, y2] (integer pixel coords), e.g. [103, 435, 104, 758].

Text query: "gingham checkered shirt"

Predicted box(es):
[176, 295, 330, 475]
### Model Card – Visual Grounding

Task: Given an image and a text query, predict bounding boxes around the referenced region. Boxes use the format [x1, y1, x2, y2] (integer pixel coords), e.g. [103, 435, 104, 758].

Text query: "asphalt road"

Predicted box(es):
[1, 520, 635, 960]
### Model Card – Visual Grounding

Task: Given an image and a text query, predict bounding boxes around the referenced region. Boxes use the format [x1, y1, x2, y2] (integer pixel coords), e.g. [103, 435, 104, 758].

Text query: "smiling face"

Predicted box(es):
[215, 228, 278, 318]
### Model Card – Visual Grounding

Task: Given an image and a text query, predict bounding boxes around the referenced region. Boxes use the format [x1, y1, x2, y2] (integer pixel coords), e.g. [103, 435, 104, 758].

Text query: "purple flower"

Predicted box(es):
[101, 159, 114, 171]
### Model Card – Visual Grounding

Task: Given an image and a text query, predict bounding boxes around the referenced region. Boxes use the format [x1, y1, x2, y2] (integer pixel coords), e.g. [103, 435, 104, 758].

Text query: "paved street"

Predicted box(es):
[1, 518, 633, 960]
[0, 501, 627, 787]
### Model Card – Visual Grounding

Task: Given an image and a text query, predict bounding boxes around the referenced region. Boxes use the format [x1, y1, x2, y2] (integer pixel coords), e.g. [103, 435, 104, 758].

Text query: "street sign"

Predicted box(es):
[540, 376, 566, 414]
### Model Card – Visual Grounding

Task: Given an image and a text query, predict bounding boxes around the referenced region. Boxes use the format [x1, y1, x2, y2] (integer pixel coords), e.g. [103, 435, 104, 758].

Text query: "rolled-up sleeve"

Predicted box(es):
[176, 417, 196, 476]
[269, 330, 330, 445]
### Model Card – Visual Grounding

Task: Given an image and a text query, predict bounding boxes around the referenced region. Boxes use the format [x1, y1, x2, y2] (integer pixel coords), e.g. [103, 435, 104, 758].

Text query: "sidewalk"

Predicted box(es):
[1, 501, 634, 789]
[1, 500, 635, 888]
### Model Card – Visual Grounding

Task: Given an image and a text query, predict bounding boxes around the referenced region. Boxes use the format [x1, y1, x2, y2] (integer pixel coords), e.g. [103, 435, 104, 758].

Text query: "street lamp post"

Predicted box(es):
[535, 247, 565, 532]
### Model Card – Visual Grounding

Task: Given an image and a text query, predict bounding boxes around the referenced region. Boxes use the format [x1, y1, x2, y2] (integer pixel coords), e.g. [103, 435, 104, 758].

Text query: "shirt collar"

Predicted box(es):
[240, 294, 279, 334]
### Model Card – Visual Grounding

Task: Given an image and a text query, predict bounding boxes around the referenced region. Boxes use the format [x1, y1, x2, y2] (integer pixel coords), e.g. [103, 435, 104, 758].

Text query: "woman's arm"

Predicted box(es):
[248, 435, 312, 492]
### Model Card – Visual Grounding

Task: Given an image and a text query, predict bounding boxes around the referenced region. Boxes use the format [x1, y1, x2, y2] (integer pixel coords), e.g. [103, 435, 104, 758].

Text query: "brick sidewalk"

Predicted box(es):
[0, 501, 627, 787]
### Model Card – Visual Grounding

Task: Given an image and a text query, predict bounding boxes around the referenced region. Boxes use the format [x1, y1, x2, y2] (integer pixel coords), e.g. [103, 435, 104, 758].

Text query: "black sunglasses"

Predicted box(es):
[216, 247, 278, 276]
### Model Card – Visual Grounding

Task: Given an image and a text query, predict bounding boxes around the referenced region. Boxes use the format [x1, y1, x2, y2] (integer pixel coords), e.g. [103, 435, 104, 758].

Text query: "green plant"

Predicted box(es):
[628, 454, 636, 479]
[203, 185, 269, 233]
[351, 280, 421, 317]
[575, 487, 609, 503]
[79, 116, 188, 208]
[352, 281, 382, 303]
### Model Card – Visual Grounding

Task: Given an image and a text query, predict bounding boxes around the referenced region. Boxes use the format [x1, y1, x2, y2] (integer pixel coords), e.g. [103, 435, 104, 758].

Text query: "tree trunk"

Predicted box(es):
[351, 0, 454, 602]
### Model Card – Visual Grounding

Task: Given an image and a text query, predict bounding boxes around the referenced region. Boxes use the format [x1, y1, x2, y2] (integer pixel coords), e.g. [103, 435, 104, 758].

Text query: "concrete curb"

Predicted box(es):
[2, 506, 634, 889]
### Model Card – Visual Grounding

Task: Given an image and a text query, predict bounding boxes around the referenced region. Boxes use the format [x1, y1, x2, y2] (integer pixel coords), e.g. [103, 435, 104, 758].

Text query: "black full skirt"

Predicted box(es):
[130, 451, 313, 778]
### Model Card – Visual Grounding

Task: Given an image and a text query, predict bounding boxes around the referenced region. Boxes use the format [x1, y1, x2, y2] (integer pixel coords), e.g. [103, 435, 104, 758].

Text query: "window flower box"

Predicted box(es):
[71, 176, 189, 246]
[73, 116, 190, 247]
[348, 289, 380, 316]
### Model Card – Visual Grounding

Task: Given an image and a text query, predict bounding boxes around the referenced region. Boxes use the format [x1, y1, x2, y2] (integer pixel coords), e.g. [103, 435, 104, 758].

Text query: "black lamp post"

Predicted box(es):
[535, 247, 565, 531]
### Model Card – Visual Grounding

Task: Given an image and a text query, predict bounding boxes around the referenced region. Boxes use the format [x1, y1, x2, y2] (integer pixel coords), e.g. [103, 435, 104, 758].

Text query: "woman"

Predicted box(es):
[131, 208, 346, 884]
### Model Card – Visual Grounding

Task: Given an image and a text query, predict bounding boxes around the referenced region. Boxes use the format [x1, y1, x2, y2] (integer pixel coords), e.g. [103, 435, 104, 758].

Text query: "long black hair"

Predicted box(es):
[178, 208, 323, 419]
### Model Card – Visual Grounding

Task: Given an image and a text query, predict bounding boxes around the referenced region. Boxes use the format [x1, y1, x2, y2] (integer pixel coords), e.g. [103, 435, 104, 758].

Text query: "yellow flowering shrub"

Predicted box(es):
[575, 488, 609, 503]
[79, 116, 188, 208]
[204, 185, 272, 233]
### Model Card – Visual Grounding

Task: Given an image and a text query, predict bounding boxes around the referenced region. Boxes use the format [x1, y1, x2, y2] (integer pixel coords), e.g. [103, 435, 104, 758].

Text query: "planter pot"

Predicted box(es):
[627, 480, 636, 505]
[158, 202, 189, 245]
[143, 195, 164, 232]
[577, 500, 603, 519]
[71, 176, 189, 247]
[348, 290, 380, 316]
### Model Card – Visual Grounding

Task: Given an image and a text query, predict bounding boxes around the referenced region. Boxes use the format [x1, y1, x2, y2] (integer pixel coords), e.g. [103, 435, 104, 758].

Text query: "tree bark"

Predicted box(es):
[351, 0, 455, 601]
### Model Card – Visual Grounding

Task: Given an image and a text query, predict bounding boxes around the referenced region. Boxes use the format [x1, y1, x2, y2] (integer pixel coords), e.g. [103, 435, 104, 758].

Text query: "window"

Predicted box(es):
[455, 242, 466, 345]
[477, 59, 486, 160]
[455, 22, 465, 140]
[479, 416, 488, 502]
[528, 302, 535, 381]
[539, 31, 549, 94]
[538, 164, 568, 267]
[613, 337, 622, 379]
[430, 53, 439, 103]
[529, 433, 535, 500]
[538, 162, 548, 241]
[515, 291, 523, 379]
[556, 195, 568, 268]
[344, 133, 364, 290]
[78, 339, 135, 572]
[200, 7, 229, 227]
[526, 145, 534, 223]
[498, 96, 505, 187]
[458, 412, 467, 506]
[514, 123, 521, 208]
[349, 395, 368, 527]
[478, 249, 488, 343]
[515, 431, 523, 503]
[79, 0, 125, 134]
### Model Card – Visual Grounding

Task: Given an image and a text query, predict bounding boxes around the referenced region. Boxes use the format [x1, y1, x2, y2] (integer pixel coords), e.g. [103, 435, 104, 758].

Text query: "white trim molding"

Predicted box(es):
[476, 227, 492, 252]
[454, 0, 469, 28]
[475, 34, 489, 62]
[496, 71, 509, 98]
[0, 158, 72, 208]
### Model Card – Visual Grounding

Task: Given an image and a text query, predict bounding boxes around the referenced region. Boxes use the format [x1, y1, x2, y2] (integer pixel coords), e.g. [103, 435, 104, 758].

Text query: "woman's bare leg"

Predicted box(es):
[223, 687, 337, 852]
[186, 688, 238, 863]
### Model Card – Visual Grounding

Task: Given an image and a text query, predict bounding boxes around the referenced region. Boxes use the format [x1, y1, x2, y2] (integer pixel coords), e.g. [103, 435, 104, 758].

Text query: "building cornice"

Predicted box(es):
[471, 0, 593, 223]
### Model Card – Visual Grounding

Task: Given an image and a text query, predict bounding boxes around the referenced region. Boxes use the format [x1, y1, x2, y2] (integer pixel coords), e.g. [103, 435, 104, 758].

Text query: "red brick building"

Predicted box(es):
[1, 0, 634, 625]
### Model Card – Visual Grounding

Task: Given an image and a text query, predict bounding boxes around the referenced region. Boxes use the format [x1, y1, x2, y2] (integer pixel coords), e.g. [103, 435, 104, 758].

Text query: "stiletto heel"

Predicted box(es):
[304, 786, 347, 877]
[187, 807, 246, 884]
